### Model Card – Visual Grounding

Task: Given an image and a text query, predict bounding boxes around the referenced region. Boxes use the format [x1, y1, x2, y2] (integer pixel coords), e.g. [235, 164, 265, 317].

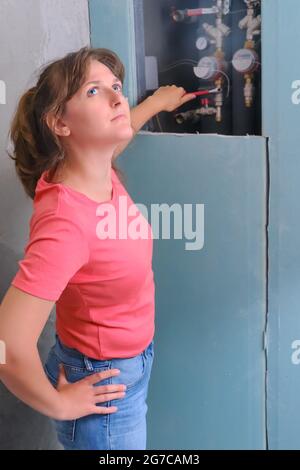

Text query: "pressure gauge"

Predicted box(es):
[232, 48, 259, 73]
[196, 37, 208, 51]
[193, 56, 221, 80]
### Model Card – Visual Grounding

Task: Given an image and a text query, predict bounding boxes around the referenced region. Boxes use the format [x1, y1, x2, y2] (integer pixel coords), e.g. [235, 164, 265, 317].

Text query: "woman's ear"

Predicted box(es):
[45, 112, 70, 137]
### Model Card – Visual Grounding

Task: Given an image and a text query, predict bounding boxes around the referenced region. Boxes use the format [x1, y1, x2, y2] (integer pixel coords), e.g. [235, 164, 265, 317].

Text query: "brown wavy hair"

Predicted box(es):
[8, 46, 126, 199]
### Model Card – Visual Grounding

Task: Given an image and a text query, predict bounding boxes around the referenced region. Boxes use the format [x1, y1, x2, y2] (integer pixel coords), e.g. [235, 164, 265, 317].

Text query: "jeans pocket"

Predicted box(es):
[112, 351, 146, 390]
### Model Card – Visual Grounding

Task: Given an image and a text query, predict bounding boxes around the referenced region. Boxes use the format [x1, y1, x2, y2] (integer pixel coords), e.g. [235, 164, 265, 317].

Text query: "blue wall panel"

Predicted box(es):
[89, 0, 138, 105]
[119, 134, 266, 449]
[263, 0, 300, 450]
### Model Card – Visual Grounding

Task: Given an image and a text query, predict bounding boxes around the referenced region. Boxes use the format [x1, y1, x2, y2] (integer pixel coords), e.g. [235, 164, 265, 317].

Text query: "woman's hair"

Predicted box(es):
[8, 46, 126, 199]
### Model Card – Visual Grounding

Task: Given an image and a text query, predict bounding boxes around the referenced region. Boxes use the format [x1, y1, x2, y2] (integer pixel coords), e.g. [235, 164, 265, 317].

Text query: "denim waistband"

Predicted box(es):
[53, 334, 154, 371]
[53, 335, 111, 370]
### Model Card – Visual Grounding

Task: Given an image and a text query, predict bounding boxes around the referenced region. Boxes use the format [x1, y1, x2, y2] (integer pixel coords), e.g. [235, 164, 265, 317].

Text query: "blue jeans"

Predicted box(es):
[43, 335, 154, 450]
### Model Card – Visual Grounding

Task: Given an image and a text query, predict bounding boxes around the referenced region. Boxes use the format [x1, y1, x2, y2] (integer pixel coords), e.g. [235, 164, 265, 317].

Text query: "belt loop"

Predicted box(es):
[84, 356, 94, 371]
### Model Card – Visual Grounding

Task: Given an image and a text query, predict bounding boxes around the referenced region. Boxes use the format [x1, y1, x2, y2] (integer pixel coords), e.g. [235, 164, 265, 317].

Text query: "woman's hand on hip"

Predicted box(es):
[55, 364, 126, 420]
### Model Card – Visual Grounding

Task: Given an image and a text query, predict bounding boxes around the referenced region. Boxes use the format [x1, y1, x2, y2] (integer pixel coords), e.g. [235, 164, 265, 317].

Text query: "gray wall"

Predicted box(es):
[0, 0, 90, 450]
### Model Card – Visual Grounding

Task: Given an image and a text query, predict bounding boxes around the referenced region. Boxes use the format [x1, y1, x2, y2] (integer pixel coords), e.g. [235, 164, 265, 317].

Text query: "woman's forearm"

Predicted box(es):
[130, 95, 162, 134]
[0, 346, 63, 419]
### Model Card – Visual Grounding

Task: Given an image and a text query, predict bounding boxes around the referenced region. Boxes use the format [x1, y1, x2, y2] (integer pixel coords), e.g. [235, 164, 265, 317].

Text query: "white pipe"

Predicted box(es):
[239, 4, 261, 41]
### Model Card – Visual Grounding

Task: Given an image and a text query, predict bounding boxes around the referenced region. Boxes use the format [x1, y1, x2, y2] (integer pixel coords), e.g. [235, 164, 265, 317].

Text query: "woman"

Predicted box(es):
[0, 46, 196, 450]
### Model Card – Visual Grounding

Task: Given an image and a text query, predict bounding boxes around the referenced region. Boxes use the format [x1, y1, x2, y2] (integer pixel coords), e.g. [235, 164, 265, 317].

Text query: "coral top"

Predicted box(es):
[11, 168, 155, 359]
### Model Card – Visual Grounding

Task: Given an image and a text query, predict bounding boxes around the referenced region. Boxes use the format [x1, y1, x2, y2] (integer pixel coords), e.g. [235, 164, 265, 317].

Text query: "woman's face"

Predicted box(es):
[61, 59, 133, 149]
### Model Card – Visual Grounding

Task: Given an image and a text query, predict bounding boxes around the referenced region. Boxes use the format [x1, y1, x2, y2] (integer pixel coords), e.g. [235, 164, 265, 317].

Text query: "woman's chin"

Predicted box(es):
[117, 126, 134, 141]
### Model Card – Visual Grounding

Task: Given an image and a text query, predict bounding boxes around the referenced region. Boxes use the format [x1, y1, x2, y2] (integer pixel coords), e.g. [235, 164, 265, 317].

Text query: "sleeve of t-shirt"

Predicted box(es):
[11, 211, 90, 301]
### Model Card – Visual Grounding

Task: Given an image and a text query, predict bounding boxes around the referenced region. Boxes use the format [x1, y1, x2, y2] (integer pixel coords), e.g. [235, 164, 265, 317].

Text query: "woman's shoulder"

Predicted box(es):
[34, 169, 60, 208]
[31, 170, 86, 233]
[34, 169, 86, 215]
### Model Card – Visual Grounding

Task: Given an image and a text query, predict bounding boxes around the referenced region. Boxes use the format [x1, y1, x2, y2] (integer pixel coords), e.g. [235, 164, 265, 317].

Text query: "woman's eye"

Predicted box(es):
[113, 83, 123, 92]
[87, 87, 98, 97]
[87, 83, 122, 97]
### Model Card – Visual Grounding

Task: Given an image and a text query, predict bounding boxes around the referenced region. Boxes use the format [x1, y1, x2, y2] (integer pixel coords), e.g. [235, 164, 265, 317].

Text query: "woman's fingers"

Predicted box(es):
[86, 368, 120, 385]
[180, 93, 197, 105]
[84, 369, 127, 397]
[94, 383, 126, 394]
[94, 391, 126, 403]
[93, 405, 119, 415]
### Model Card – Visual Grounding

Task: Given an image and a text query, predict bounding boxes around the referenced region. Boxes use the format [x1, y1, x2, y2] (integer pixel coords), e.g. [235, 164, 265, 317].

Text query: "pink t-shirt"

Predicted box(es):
[11, 168, 155, 360]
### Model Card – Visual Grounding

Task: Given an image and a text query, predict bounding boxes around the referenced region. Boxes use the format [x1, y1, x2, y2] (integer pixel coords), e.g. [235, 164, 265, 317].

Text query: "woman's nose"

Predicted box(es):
[110, 89, 122, 106]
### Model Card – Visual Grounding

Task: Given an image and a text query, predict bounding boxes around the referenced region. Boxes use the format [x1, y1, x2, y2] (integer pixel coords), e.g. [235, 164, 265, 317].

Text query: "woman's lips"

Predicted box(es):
[111, 114, 126, 121]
